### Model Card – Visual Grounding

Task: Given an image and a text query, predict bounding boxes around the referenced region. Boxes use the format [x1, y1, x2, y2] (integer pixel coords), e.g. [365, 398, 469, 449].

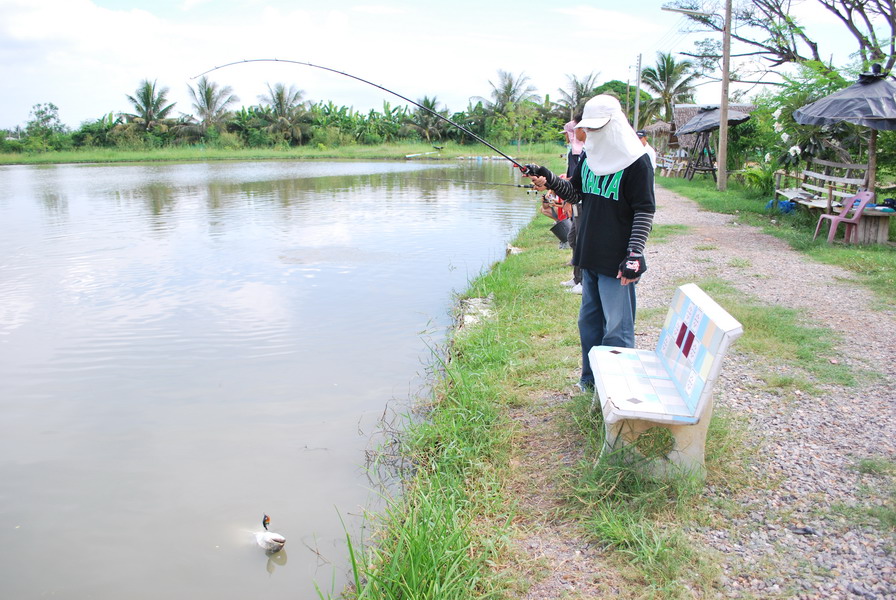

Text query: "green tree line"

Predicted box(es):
[1, 59, 692, 155]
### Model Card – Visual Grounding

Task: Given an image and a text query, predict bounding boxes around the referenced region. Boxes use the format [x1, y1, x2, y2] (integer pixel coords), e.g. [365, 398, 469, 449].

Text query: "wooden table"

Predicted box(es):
[856, 208, 894, 244]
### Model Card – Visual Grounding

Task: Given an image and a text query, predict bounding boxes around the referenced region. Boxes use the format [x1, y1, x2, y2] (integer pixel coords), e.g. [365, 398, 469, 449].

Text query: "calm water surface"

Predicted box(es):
[0, 160, 537, 599]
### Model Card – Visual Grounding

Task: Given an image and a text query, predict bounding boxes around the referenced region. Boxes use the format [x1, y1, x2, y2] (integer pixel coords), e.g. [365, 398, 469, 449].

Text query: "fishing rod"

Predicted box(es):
[419, 178, 535, 189]
[192, 58, 532, 173]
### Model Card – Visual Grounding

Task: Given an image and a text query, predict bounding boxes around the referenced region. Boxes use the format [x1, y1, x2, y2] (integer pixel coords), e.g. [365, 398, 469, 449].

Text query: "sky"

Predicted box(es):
[0, 0, 860, 130]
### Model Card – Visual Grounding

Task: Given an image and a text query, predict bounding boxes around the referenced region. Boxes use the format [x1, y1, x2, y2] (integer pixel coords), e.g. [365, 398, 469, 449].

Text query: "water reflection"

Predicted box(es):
[265, 550, 288, 576]
[0, 159, 536, 600]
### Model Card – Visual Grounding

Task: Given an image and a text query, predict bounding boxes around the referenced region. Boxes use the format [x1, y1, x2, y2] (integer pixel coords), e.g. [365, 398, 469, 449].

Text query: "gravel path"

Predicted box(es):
[510, 185, 895, 599]
[648, 186, 896, 599]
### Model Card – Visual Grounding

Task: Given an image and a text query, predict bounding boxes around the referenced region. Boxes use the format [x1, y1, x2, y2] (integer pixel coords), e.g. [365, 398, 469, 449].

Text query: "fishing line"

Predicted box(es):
[192, 58, 530, 172]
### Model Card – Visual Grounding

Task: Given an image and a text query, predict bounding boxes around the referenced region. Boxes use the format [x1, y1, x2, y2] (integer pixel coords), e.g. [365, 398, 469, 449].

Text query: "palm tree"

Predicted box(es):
[557, 72, 601, 119]
[124, 79, 177, 131]
[403, 96, 447, 142]
[640, 52, 699, 123]
[258, 83, 310, 145]
[188, 76, 239, 130]
[473, 70, 541, 116]
[259, 83, 304, 119]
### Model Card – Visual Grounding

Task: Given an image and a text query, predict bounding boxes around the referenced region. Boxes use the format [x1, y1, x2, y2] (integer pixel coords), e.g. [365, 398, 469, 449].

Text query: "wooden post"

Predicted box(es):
[864, 129, 878, 192]
[717, 0, 733, 191]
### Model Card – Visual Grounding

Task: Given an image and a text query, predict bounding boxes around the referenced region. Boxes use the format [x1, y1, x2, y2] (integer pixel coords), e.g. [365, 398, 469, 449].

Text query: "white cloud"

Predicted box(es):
[179, 0, 213, 10]
[0, 0, 732, 129]
[352, 5, 407, 15]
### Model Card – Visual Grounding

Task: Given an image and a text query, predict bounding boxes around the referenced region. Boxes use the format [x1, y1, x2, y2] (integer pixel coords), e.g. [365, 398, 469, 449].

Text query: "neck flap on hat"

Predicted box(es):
[582, 112, 647, 176]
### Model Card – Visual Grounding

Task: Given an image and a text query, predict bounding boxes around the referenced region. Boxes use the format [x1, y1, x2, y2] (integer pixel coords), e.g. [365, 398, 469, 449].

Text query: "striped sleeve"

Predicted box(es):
[548, 174, 581, 204]
[627, 211, 654, 254]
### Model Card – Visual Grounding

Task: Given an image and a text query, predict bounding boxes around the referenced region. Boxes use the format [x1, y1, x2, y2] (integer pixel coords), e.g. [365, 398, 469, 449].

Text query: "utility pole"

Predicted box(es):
[717, 0, 732, 191]
[633, 54, 642, 129]
[662, 4, 732, 191]
[625, 77, 630, 118]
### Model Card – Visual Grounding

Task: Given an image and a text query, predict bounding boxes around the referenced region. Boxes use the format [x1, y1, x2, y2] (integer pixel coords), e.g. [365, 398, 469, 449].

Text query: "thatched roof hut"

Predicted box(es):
[642, 121, 671, 135]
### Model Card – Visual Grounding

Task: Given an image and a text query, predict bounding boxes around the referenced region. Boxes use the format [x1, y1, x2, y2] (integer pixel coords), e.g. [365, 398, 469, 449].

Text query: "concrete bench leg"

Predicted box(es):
[602, 400, 715, 479]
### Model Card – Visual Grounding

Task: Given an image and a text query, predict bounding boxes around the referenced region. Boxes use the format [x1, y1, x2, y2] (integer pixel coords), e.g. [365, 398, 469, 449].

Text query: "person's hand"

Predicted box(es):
[529, 175, 548, 191]
[617, 251, 647, 286]
[521, 164, 554, 191]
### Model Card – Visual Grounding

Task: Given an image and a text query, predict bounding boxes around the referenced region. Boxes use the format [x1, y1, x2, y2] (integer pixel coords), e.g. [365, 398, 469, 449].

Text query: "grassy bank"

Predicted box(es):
[0, 141, 567, 166]
[658, 176, 895, 303]
[324, 219, 582, 599]
[321, 201, 891, 598]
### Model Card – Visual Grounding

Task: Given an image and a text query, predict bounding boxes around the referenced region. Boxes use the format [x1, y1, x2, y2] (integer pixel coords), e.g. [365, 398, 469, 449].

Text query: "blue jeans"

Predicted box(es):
[578, 269, 637, 387]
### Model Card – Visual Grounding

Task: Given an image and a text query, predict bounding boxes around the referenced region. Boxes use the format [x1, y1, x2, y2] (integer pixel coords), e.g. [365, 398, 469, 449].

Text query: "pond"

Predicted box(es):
[0, 159, 537, 599]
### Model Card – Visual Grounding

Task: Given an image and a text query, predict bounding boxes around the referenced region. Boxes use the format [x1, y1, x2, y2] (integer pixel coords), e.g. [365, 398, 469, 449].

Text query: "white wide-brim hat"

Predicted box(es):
[575, 95, 621, 129]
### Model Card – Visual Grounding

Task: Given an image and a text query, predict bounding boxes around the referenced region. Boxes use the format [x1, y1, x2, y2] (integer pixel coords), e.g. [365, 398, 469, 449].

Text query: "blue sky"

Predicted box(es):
[0, 0, 857, 130]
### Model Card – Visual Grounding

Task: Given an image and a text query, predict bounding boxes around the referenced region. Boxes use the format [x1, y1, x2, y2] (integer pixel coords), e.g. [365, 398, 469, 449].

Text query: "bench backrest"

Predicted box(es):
[801, 158, 867, 199]
[655, 284, 743, 417]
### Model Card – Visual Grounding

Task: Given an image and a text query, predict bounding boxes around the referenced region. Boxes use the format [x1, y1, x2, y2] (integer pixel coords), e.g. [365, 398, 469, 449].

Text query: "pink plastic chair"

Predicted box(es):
[813, 191, 874, 243]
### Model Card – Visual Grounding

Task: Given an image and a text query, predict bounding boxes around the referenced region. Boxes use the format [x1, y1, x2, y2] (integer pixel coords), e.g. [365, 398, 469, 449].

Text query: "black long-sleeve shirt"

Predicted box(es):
[550, 153, 655, 277]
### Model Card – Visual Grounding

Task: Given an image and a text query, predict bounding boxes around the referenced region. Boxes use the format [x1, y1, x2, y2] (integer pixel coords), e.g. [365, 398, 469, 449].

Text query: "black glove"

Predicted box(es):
[619, 251, 647, 279]
[522, 164, 557, 190]
[522, 164, 554, 179]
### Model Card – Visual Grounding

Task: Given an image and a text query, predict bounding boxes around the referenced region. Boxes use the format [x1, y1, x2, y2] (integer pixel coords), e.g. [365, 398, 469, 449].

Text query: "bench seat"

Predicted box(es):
[591, 348, 700, 425]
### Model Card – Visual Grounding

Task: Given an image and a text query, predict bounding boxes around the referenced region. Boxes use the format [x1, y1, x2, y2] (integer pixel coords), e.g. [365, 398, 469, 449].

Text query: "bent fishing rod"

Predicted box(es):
[192, 58, 533, 174]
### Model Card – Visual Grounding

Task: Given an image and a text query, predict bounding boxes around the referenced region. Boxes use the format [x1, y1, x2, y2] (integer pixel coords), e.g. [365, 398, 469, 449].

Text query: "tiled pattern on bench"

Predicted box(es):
[592, 284, 743, 426]
[659, 291, 723, 413]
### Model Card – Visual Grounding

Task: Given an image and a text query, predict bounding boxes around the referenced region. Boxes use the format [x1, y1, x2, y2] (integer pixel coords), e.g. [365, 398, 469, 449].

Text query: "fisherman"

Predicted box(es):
[561, 114, 586, 294]
[563, 112, 585, 178]
[636, 129, 657, 169]
[524, 95, 655, 391]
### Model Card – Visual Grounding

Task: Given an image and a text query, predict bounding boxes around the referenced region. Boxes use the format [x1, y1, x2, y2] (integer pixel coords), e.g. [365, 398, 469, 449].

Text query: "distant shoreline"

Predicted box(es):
[0, 142, 567, 168]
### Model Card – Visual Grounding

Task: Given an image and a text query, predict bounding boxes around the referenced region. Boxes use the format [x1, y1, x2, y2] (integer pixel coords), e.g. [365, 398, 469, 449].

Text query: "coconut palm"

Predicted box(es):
[260, 83, 305, 120]
[124, 79, 177, 132]
[473, 70, 541, 116]
[188, 76, 239, 130]
[403, 96, 448, 142]
[640, 52, 699, 123]
[557, 72, 601, 119]
[258, 83, 310, 144]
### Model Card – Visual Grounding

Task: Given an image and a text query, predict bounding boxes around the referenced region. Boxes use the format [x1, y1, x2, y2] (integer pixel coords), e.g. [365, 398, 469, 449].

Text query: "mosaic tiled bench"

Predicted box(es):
[588, 284, 743, 477]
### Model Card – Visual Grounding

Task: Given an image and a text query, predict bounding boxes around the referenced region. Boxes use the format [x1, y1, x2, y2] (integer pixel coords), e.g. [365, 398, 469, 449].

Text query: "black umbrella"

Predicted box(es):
[792, 66, 896, 190]
[676, 107, 751, 135]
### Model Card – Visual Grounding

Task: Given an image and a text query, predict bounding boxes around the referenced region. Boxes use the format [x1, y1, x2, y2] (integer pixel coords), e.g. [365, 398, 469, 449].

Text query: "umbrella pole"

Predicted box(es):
[865, 129, 878, 192]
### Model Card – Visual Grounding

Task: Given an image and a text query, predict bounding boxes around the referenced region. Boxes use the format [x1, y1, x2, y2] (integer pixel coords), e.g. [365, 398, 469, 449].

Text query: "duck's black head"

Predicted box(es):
[263, 514, 270, 531]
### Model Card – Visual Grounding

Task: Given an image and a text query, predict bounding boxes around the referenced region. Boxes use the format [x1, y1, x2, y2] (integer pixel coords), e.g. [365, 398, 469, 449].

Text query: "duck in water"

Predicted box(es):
[255, 514, 286, 553]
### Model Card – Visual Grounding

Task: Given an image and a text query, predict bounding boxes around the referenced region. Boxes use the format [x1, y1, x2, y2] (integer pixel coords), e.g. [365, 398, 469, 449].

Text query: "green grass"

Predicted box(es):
[566, 393, 722, 598]
[821, 457, 896, 532]
[658, 176, 896, 303]
[649, 224, 691, 243]
[692, 277, 857, 390]
[0, 140, 567, 166]
[857, 457, 896, 476]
